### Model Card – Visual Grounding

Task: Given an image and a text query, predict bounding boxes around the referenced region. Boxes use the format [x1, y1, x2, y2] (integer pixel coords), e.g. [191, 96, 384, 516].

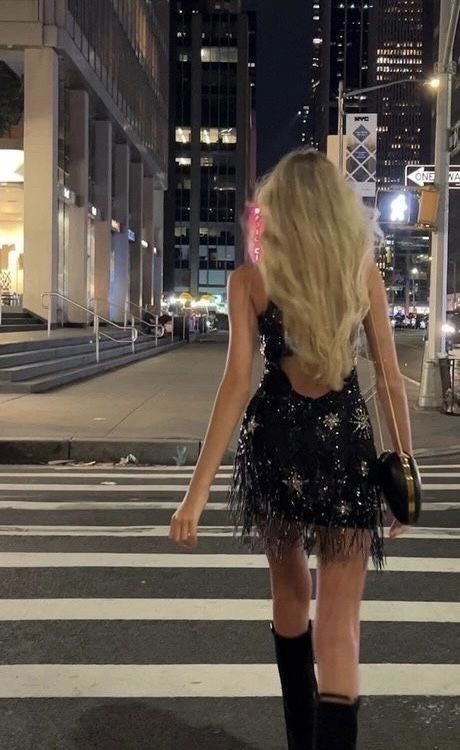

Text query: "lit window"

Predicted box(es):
[201, 47, 238, 63]
[200, 128, 237, 145]
[175, 127, 191, 144]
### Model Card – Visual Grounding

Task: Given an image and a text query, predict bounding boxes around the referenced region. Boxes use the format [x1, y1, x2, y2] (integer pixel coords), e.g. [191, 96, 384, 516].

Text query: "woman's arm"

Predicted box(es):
[169, 266, 257, 548]
[363, 263, 413, 454]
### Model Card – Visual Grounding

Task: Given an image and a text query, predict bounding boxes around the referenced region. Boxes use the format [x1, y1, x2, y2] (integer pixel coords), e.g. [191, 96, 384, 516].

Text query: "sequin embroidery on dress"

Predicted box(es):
[227, 300, 386, 570]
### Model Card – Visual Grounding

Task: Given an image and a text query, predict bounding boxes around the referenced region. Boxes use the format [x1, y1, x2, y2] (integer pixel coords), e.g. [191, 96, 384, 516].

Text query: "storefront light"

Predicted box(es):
[0, 150, 24, 183]
[141, 239, 149, 248]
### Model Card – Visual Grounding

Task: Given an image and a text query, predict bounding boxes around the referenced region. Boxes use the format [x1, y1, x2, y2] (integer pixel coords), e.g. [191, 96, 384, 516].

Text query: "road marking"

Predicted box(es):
[423, 484, 460, 491]
[0, 470, 455, 480]
[0, 500, 457, 512]
[418, 465, 460, 469]
[0, 500, 228, 510]
[0, 525, 457, 539]
[0, 553, 456, 573]
[0, 664, 457, 698]
[0, 484, 228, 493]
[0, 598, 457, 623]
[419, 473, 460, 479]
[0, 473, 233, 480]
[423, 502, 460, 510]
[0, 482, 458, 493]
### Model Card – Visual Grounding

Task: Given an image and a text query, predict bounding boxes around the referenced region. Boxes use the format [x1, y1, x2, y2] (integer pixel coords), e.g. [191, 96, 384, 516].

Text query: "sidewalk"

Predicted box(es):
[0, 334, 457, 463]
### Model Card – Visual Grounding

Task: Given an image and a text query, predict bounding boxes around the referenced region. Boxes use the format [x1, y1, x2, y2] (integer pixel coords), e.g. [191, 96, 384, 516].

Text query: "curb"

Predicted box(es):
[0, 438, 457, 466]
[0, 438, 235, 466]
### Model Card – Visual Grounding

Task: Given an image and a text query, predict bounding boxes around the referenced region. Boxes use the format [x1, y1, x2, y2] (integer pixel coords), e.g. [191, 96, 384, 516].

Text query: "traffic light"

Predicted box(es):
[376, 190, 419, 227]
[376, 186, 440, 230]
[417, 185, 440, 228]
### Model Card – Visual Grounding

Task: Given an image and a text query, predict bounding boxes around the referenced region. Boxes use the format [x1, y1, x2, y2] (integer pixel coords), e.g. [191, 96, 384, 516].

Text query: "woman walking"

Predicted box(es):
[169, 149, 412, 749]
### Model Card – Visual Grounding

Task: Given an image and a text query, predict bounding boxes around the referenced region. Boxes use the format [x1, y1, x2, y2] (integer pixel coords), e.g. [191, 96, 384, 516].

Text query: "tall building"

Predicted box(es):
[368, 0, 435, 185]
[253, 0, 310, 174]
[165, 0, 253, 298]
[0, 0, 169, 323]
[305, 1, 373, 151]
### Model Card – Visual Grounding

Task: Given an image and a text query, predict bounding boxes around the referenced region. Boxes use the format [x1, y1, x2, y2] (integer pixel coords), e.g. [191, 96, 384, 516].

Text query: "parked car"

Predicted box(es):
[392, 313, 411, 329]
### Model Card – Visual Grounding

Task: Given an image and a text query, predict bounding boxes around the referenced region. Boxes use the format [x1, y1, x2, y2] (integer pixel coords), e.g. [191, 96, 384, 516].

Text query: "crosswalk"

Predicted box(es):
[0, 461, 458, 748]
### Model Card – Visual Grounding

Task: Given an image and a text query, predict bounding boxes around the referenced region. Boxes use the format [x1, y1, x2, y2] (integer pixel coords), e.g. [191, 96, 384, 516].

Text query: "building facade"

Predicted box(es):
[0, 0, 169, 323]
[164, 0, 253, 298]
[304, 1, 373, 152]
[368, 0, 435, 185]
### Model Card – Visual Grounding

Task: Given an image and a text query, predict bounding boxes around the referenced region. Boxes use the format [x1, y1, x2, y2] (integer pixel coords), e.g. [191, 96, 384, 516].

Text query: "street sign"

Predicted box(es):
[405, 164, 460, 189]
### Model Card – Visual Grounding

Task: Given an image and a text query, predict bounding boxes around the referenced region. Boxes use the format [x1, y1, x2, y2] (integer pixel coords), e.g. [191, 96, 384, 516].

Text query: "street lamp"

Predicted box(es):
[337, 77, 440, 176]
[448, 259, 458, 307]
[411, 268, 419, 311]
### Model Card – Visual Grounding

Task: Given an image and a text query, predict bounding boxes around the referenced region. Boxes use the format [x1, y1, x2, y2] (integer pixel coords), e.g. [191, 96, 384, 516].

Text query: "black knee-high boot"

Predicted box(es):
[271, 621, 317, 750]
[314, 693, 360, 750]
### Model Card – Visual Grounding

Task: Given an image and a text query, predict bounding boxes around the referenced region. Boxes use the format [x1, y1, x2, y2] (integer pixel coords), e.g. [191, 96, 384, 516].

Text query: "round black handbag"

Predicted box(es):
[376, 450, 422, 525]
[366, 308, 423, 527]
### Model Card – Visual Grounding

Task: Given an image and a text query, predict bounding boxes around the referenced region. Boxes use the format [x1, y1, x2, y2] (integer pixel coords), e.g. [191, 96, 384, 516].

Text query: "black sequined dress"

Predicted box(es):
[227, 300, 385, 570]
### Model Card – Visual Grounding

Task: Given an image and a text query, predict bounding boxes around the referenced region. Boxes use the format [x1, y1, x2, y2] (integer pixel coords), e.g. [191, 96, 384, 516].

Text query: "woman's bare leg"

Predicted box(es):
[267, 541, 313, 637]
[314, 535, 369, 699]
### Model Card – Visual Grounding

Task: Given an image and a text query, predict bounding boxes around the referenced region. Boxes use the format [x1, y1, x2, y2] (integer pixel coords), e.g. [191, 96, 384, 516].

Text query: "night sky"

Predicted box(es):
[244, 0, 311, 176]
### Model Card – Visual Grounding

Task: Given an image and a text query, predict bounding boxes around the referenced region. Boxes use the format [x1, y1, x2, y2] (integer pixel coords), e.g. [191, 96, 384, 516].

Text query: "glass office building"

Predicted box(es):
[0, 0, 168, 323]
[368, 0, 435, 185]
[304, 1, 373, 152]
[165, 0, 253, 298]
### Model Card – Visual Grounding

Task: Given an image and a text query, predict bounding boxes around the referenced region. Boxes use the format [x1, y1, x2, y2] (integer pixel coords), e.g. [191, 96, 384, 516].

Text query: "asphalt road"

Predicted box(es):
[0, 463, 458, 750]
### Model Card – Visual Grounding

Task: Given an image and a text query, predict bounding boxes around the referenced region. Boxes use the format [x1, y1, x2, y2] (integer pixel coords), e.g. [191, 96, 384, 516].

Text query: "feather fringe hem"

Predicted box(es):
[227, 447, 386, 572]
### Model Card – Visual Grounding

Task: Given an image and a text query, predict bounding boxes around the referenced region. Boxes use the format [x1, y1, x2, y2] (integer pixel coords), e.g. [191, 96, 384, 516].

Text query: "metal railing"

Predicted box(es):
[124, 298, 177, 346]
[440, 352, 460, 415]
[91, 297, 167, 348]
[41, 292, 138, 364]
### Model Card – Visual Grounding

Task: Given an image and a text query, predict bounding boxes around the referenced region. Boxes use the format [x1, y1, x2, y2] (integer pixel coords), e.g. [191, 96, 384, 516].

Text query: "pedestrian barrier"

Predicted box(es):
[439, 353, 460, 415]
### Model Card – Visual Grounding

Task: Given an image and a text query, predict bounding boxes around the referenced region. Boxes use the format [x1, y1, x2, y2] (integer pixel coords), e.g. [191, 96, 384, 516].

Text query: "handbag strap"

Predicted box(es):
[365, 305, 404, 456]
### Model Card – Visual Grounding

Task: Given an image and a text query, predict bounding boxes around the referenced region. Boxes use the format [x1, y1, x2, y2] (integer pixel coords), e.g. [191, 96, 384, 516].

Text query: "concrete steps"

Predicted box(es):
[0, 332, 182, 392]
[0, 310, 47, 333]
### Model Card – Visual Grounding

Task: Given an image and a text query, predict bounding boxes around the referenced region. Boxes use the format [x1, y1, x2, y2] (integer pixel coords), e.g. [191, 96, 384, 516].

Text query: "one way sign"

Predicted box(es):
[405, 165, 460, 189]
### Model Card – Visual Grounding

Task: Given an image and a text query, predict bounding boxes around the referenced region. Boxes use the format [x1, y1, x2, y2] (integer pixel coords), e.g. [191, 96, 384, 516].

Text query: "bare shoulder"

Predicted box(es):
[227, 264, 256, 297]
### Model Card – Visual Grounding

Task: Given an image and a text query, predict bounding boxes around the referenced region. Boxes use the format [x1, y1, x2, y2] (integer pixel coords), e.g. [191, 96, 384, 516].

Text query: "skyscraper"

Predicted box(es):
[164, 0, 253, 298]
[305, 1, 373, 151]
[368, 0, 435, 185]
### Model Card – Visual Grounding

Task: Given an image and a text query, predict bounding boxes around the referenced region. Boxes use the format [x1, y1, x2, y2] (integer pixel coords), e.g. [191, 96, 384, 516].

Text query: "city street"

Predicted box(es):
[1, 1, 459, 748]
[0, 462, 458, 749]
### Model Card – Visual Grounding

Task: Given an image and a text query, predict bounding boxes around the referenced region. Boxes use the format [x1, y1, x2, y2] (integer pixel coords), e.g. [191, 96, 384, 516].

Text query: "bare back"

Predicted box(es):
[249, 265, 342, 399]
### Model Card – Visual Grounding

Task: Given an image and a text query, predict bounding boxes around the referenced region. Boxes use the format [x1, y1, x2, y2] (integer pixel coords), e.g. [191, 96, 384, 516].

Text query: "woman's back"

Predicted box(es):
[250, 265, 347, 400]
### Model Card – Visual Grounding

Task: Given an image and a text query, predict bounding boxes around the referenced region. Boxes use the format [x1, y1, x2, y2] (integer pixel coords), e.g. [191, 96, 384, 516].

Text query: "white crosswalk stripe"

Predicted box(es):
[0, 462, 458, 738]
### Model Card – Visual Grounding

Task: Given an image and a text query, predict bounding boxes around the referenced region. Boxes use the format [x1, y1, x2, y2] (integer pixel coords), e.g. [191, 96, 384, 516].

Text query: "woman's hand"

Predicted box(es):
[389, 518, 408, 539]
[169, 488, 209, 550]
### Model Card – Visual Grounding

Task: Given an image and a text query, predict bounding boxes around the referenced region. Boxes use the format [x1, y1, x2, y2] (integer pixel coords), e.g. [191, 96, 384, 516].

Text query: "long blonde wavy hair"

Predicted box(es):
[256, 148, 371, 391]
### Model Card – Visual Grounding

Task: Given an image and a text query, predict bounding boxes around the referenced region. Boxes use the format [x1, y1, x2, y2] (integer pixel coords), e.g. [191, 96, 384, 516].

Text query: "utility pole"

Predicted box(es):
[338, 80, 345, 175]
[419, 0, 460, 408]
